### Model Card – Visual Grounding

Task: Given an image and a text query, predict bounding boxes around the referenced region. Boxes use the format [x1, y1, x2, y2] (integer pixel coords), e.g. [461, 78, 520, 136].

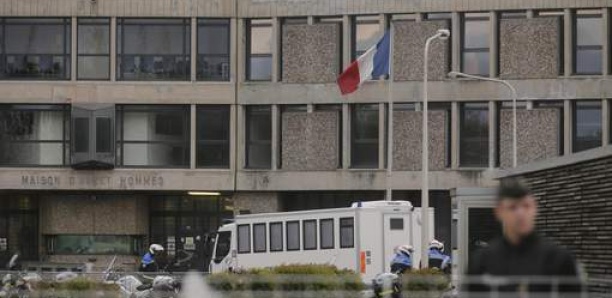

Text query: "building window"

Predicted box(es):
[198, 19, 230, 81]
[247, 19, 273, 81]
[352, 15, 381, 59]
[460, 103, 489, 167]
[462, 13, 490, 76]
[573, 101, 602, 153]
[286, 220, 300, 251]
[340, 217, 354, 248]
[574, 11, 602, 75]
[320, 218, 334, 249]
[270, 222, 283, 252]
[2, 18, 71, 80]
[0, 104, 70, 166]
[245, 105, 272, 169]
[47, 235, 142, 255]
[197, 105, 230, 168]
[116, 105, 190, 168]
[77, 18, 110, 80]
[253, 223, 267, 253]
[303, 220, 317, 250]
[237, 224, 251, 254]
[390, 218, 404, 230]
[351, 104, 379, 168]
[117, 18, 190, 81]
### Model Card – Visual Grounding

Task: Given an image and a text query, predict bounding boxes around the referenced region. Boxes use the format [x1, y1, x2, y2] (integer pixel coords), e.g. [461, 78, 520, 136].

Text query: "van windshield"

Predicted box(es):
[214, 231, 231, 263]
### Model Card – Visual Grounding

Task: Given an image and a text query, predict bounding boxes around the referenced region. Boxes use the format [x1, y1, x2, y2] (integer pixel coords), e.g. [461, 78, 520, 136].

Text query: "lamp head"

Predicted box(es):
[448, 71, 460, 79]
[437, 29, 451, 40]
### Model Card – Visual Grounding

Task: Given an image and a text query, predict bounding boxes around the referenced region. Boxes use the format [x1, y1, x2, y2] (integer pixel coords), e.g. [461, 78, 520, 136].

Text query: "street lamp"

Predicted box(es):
[448, 71, 519, 168]
[421, 29, 450, 269]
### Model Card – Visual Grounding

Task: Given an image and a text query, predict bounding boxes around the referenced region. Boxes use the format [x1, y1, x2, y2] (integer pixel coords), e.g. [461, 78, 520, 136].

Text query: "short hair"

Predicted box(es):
[497, 178, 531, 201]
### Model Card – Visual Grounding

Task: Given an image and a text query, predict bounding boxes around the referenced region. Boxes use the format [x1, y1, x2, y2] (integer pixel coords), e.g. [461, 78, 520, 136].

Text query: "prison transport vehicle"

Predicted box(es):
[209, 200, 434, 281]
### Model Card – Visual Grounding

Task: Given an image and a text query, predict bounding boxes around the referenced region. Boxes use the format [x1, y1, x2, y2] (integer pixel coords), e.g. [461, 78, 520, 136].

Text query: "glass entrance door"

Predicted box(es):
[0, 195, 39, 266]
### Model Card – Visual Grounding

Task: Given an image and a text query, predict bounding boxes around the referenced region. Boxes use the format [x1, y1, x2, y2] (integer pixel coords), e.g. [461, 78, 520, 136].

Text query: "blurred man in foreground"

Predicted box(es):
[464, 179, 583, 297]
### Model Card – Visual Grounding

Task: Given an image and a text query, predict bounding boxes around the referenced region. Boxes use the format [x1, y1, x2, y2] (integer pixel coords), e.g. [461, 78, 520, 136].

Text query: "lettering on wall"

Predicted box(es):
[20, 174, 164, 189]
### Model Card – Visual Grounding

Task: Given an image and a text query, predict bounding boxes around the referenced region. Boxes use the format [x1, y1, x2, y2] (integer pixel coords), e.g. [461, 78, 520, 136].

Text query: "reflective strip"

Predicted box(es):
[360, 251, 366, 274]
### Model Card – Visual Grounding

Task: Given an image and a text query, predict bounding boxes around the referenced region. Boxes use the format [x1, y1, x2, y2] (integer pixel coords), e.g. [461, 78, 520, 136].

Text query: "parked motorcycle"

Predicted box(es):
[0, 254, 41, 298]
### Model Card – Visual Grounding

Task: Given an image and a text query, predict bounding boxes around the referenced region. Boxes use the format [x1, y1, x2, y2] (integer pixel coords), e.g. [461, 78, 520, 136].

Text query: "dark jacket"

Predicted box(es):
[464, 233, 582, 297]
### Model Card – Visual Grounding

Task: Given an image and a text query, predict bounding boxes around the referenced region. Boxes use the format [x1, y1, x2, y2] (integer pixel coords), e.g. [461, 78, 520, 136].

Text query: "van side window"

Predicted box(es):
[270, 222, 283, 252]
[253, 223, 267, 253]
[237, 224, 251, 253]
[287, 221, 300, 251]
[340, 217, 355, 248]
[320, 218, 334, 249]
[390, 218, 404, 230]
[214, 231, 232, 263]
[303, 220, 317, 250]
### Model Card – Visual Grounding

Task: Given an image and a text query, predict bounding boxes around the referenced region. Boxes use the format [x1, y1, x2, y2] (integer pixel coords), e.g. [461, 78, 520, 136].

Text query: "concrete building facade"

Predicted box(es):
[0, 0, 610, 270]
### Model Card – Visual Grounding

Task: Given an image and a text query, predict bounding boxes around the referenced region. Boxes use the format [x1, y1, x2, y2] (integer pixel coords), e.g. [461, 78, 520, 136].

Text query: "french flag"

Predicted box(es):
[337, 31, 390, 95]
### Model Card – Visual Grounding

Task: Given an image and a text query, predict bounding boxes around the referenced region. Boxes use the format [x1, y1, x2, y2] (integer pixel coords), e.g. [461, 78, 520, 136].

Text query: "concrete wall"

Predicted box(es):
[281, 111, 339, 170]
[282, 24, 340, 84]
[40, 195, 148, 235]
[499, 109, 560, 168]
[393, 110, 447, 170]
[233, 192, 280, 213]
[393, 20, 450, 81]
[499, 18, 561, 79]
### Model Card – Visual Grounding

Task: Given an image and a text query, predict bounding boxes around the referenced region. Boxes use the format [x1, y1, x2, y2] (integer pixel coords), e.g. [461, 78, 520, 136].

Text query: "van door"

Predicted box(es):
[382, 214, 411, 272]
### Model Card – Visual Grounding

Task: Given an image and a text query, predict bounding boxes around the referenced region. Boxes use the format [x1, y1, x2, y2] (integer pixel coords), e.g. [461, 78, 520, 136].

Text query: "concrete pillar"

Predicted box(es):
[451, 102, 459, 169]
[237, 19, 246, 83]
[110, 17, 117, 81]
[564, 9, 573, 77]
[229, 104, 237, 171]
[272, 17, 281, 82]
[306, 104, 314, 113]
[190, 18, 197, 82]
[603, 9, 610, 75]
[343, 15, 351, 68]
[378, 103, 386, 170]
[271, 104, 280, 170]
[564, 99, 572, 155]
[489, 11, 498, 78]
[451, 12, 461, 72]
[237, 105, 246, 169]
[488, 101, 496, 169]
[342, 103, 350, 169]
[190, 105, 197, 169]
[71, 17, 77, 81]
[602, 99, 609, 146]
[230, 17, 238, 83]
[307, 16, 314, 25]
[526, 10, 535, 19]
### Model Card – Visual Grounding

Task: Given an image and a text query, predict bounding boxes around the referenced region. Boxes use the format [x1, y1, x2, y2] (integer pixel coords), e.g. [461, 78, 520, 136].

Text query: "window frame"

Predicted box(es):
[116, 18, 191, 81]
[573, 11, 603, 75]
[319, 218, 335, 250]
[461, 13, 491, 76]
[351, 15, 381, 60]
[77, 18, 111, 80]
[197, 18, 231, 81]
[237, 224, 251, 254]
[351, 104, 380, 169]
[115, 104, 191, 168]
[286, 220, 300, 251]
[246, 19, 273, 82]
[269, 221, 284, 252]
[302, 219, 317, 251]
[459, 102, 490, 168]
[196, 105, 231, 169]
[0, 104, 71, 167]
[572, 100, 602, 153]
[245, 105, 272, 169]
[339, 217, 355, 249]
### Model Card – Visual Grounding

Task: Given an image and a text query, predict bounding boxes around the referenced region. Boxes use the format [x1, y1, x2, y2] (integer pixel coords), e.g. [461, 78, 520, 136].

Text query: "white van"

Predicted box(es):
[209, 201, 434, 281]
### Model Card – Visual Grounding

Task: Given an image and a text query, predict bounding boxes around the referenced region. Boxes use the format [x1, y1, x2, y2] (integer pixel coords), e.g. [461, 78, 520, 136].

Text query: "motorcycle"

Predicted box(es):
[0, 254, 41, 298]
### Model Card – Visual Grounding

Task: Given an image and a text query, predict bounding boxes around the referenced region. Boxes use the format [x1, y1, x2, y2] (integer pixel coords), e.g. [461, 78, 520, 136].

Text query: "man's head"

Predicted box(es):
[495, 179, 537, 241]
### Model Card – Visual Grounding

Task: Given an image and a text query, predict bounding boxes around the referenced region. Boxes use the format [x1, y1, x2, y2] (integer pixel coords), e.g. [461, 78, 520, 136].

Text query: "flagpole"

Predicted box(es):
[385, 23, 394, 201]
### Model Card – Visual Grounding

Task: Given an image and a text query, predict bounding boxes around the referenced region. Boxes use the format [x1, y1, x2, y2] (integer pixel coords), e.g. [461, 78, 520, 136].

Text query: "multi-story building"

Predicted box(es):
[0, 0, 609, 271]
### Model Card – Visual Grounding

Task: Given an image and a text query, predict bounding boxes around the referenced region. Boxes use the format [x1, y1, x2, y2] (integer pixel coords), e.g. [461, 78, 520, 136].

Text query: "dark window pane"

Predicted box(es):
[460, 103, 489, 167]
[198, 55, 230, 81]
[573, 101, 602, 152]
[340, 217, 354, 248]
[303, 220, 317, 250]
[246, 106, 272, 169]
[214, 231, 231, 261]
[286, 221, 300, 251]
[49, 235, 140, 255]
[575, 49, 602, 75]
[390, 218, 404, 230]
[354, 17, 380, 58]
[74, 118, 90, 153]
[576, 17, 602, 46]
[197, 106, 230, 168]
[249, 56, 272, 81]
[351, 104, 379, 168]
[270, 222, 283, 252]
[78, 22, 110, 55]
[253, 223, 266, 253]
[462, 51, 490, 76]
[198, 19, 230, 81]
[463, 18, 489, 49]
[237, 224, 251, 254]
[320, 219, 334, 249]
[96, 117, 111, 153]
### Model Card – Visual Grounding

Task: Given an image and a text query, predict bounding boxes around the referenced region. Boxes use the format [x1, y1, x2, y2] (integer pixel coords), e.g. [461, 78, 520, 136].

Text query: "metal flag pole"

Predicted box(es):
[385, 23, 394, 201]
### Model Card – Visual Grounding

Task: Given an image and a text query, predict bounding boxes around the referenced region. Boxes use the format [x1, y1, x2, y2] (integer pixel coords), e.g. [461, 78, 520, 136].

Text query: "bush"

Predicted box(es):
[401, 268, 451, 292]
[31, 278, 122, 298]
